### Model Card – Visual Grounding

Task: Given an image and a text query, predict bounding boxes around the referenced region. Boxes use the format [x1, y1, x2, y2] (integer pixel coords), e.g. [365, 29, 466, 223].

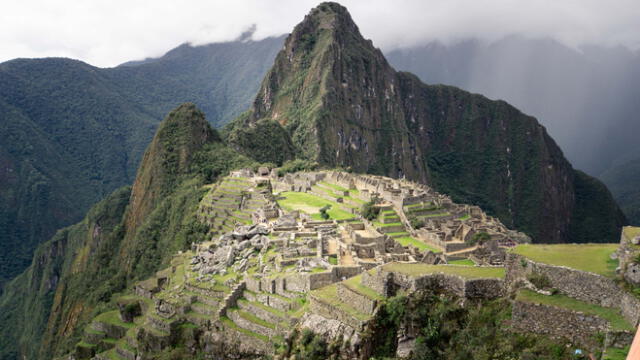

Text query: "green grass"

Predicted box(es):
[449, 259, 475, 266]
[511, 244, 619, 277]
[220, 316, 269, 342]
[77, 341, 97, 348]
[277, 191, 355, 220]
[312, 284, 371, 321]
[382, 263, 505, 279]
[602, 346, 629, 360]
[343, 275, 384, 300]
[319, 181, 349, 193]
[624, 226, 640, 240]
[423, 212, 451, 218]
[394, 236, 441, 253]
[387, 231, 409, 237]
[94, 310, 135, 328]
[234, 309, 276, 329]
[328, 255, 338, 265]
[373, 221, 403, 228]
[458, 214, 471, 221]
[238, 298, 286, 317]
[516, 290, 633, 331]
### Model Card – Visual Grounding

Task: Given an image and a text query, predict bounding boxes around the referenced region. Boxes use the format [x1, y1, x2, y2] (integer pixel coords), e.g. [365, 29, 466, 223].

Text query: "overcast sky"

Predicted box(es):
[1, 0, 639, 68]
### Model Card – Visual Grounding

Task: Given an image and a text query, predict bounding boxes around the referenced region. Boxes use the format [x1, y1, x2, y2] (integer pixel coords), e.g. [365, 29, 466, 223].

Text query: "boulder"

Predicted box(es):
[624, 262, 640, 286]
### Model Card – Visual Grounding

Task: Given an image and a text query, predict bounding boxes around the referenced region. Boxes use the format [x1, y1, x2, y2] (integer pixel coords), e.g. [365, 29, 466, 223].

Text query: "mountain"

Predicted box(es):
[0, 103, 256, 359]
[228, 2, 626, 243]
[601, 157, 640, 225]
[385, 37, 640, 176]
[0, 36, 283, 289]
[0, 3, 630, 358]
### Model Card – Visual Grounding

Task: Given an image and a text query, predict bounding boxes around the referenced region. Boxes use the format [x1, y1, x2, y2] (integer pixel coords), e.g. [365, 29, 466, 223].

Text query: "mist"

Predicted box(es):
[386, 36, 640, 175]
[1, 0, 639, 67]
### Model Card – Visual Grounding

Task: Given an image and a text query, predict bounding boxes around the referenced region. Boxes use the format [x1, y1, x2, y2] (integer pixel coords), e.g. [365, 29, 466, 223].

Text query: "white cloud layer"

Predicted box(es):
[1, 0, 639, 67]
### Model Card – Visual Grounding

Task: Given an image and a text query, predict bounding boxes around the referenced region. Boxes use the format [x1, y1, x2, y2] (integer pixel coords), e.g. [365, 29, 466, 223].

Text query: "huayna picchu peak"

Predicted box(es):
[228, 2, 625, 244]
[0, 2, 636, 360]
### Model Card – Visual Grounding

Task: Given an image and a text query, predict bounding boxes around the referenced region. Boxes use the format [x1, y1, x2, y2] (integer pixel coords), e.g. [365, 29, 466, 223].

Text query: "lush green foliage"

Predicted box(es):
[0, 104, 256, 359]
[367, 292, 582, 360]
[570, 170, 628, 242]
[0, 37, 284, 289]
[467, 231, 491, 245]
[516, 290, 633, 331]
[276, 159, 319, 177]
[362, 199, 380, 221]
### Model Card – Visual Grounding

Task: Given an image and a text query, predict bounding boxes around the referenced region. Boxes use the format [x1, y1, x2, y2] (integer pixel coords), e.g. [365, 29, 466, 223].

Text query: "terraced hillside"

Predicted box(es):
[68, 171, 637, 359]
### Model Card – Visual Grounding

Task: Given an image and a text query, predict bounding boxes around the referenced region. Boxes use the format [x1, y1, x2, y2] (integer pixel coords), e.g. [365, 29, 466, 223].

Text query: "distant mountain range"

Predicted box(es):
[0, 36, 284, 288]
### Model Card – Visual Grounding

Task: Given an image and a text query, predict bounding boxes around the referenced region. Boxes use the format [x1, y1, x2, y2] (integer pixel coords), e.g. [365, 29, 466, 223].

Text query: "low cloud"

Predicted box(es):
[1, 0, 638, 67]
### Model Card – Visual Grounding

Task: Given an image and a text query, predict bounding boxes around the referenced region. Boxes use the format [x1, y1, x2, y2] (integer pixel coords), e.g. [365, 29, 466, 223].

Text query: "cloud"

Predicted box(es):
[1, 0, 638, 67]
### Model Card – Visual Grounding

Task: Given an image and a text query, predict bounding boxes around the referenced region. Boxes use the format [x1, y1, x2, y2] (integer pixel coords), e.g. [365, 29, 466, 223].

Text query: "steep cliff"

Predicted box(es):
[229, 2, 626, 243]
[0, 103, 255, 359]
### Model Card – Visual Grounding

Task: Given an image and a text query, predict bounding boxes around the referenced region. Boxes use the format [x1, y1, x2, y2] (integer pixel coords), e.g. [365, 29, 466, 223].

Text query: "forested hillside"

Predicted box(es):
[0, 36, 283, 288]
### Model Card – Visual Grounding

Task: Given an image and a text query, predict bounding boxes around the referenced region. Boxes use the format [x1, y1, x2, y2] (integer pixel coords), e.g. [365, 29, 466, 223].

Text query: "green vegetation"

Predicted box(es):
[366, 292, 578, 359]
[277, 191, 354, 220]
[0, 103, 260, 360]
[467, 231, 490, 245]
[394, 236, 441, 253]
[600, 157, 640, 225]
[602, 346, 630, 360]
[0, 37, 284, 292]
[361, 199, 380, 221]
[516, 290, 633, 331]
[624, 226, 640, 240]
[408, 214, 425, 229]
[449, 259, 475, 266]
[382, 263, 505, 279]
[343, 275, 383, 300]
[319, 205, 331, 220]
[512, 244, 619, 277]
[569, 170, 629, 243]
[220, 316, 269, 342]
[311, 284, 371, 321]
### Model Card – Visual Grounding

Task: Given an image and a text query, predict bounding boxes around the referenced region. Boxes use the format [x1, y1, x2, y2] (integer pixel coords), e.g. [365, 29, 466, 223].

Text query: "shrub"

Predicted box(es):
[319, 205, 331, 220]
[362, 197, 381, 221]
[409, 215, 425, 229]
[467, 231, 491, 245]
[276, 159, 319, 177]
[527, 273, 552, 290]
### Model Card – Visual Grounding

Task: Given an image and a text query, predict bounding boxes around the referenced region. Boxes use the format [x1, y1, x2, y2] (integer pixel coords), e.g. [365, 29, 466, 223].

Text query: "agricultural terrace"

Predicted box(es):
[381, 262, 505, 279]
[516, 289, 633, 331]
[511, 244, 618, 278]
[276, 191, 355, 220]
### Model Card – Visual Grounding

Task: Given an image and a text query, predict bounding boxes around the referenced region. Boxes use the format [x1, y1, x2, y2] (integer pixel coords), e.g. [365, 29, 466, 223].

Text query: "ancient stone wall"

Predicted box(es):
[309, 294, 367, 331]
[227, 310, 274, 338]
[512, 300, 610, 351]
[505, 253, 640, 327]
[337, 284, 377, 314]
[464, 278, 505, 299]
[308, 271, 335, 290]
[361, 268, 391, 296]
[333, 266, 363, 280]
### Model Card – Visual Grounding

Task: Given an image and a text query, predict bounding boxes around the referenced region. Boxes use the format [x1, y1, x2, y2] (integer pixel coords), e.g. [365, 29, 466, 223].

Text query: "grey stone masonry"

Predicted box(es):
[505, 253, 640, 328]
[512, 300, 611, 351]
[218, 281, 246, 317]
